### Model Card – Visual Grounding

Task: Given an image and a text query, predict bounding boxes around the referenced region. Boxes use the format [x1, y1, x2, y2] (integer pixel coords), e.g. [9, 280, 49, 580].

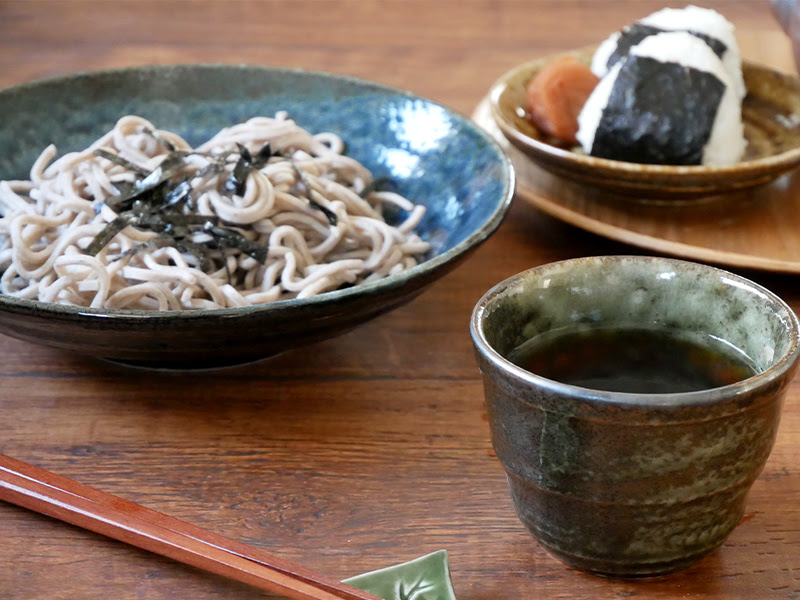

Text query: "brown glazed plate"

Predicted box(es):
[490, 48, 800, 200]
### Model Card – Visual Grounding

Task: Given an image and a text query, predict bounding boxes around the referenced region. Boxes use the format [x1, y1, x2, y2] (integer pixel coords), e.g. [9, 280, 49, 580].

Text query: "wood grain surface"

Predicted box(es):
[1, 2, 800, 599]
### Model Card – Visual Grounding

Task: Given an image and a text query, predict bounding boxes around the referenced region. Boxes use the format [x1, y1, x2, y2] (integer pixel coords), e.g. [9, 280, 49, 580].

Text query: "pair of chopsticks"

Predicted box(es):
[0, 453, 382, 600]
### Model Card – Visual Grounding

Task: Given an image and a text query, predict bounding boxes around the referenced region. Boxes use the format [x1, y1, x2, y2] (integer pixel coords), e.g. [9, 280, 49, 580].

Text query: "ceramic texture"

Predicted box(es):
[472, 95, 800, 275]
[0, 64, 514, 368]
[344, 550, 457, 600]
[490, 49, 800, 200]
[470, 256, 800, 577]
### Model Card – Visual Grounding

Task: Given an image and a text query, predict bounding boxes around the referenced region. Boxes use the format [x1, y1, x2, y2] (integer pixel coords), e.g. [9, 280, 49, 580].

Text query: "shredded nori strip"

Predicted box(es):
[203, 223, 269, 263]
[173, 237, 216, 273]
[93, 149, 151, 177]
[84, 134, 333, 270]
[225, 143, 254, 196]
[251, 142, 274, 168]
[117, 236, 215, 273]
[224, 142, 276, 197]
[136, 154, 184, 191]
[104, 154, 185, 213]
[192, 152, 232, 181]
[142, 126, 177, 152]
[164, 179, 192, 208]
[86, 214, 137, 255]
[221, 139, 336, 225]
[290, 162, 338, 226]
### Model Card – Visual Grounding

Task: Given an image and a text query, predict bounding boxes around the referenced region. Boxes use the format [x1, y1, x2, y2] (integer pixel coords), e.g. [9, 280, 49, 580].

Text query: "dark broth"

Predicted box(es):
[508, 326, 758, 394]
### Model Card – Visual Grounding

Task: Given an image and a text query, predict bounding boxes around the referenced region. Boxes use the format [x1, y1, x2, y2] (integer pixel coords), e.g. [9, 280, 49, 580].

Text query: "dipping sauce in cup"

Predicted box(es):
[470, 256, 800, 577]
[508, 325, 758, 394]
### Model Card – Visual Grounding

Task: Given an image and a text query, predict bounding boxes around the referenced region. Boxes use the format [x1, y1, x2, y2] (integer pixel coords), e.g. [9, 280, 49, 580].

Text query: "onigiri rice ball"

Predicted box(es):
[592, 5, 745, 99]
[577, 31, 746, 166]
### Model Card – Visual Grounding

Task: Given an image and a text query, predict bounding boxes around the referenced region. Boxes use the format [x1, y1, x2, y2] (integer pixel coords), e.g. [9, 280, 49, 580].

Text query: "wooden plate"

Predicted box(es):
[474, 97, 800, 274]
[490, 50, 800, 200]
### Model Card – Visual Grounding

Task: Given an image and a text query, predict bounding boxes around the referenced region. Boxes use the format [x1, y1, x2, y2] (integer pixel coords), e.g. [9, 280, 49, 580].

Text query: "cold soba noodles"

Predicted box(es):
[0, 114, 430, 310]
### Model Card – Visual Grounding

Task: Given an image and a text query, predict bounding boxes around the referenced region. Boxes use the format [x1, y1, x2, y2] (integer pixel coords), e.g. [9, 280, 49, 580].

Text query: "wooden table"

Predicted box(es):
[1, 1, 798, 598]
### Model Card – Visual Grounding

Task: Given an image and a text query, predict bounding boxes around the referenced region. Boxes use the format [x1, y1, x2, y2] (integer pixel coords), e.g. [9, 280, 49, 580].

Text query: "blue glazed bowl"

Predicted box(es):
[0, 64, 514, 368]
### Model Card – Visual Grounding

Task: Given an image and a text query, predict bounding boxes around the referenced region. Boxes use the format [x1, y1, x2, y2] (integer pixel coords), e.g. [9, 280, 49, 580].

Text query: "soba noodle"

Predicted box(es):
[0, 114, 430, 310]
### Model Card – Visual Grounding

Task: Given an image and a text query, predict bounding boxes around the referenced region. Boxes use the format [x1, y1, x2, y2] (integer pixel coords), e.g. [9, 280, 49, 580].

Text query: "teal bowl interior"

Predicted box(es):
[0, 64, 514, 368]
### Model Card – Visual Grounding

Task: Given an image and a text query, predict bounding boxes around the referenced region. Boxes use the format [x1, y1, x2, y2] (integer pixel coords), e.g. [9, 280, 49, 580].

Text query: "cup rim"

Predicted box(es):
[470, 256, 800, 409]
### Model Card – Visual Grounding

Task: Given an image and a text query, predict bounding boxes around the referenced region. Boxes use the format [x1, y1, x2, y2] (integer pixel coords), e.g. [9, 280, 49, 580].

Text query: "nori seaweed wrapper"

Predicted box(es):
[606, 23, 728, 72]
[590, 55, 726, 165]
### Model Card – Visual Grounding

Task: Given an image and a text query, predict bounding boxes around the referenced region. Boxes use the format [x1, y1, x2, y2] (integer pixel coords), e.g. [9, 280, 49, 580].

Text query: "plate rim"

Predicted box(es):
[474, 95, 800, 275]
[489, 49, 800, 177]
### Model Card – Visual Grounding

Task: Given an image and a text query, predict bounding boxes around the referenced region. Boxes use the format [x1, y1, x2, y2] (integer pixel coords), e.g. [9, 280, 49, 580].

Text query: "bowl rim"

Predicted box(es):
[0, 63, 516, 321]
[489, 51, 800, 175]
[470, 255, 800, 409]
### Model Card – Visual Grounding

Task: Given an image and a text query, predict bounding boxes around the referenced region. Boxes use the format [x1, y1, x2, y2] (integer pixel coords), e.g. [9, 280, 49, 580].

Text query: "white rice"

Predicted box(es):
[641, 5, 745, 99]
[591, 5, 745, 100]
[591, 32, 621, 78]
[576, 62, 620, 155]
[577, 31, 746, 166]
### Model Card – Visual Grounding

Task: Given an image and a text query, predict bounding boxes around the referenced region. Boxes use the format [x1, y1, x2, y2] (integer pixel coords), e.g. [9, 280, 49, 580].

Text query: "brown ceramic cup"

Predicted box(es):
[470, 256, 800, 577]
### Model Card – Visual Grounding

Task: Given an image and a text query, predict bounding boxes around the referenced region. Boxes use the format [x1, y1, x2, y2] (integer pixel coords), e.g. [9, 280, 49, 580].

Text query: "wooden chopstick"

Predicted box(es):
[0, 454, 382, 600]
